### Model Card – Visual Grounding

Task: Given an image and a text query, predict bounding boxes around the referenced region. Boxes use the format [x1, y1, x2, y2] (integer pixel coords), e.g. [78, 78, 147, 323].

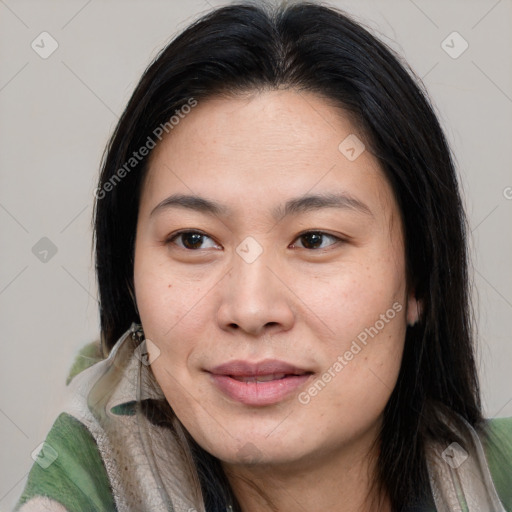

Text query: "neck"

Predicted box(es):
[222, 434, 391, 512]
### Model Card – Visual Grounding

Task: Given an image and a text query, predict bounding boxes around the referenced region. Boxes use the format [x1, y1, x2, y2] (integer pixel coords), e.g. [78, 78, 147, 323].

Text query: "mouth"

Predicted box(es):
[207, 360, 314, 406]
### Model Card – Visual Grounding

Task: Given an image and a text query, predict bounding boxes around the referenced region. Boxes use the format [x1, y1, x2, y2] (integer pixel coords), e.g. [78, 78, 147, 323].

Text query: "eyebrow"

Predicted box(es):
[149, 192, 373, 219]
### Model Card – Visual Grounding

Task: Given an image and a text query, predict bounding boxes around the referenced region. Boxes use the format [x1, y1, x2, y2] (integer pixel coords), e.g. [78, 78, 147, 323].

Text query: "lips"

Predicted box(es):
[207, 359, 313, 406]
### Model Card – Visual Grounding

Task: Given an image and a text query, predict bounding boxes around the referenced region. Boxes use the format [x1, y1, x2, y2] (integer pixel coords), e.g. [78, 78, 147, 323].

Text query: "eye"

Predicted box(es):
[167, 230, 221, 250]
[290, 231, 343, 250]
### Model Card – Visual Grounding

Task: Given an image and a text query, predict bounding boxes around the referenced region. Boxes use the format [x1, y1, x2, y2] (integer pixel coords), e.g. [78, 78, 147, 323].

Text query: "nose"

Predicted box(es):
[216, 250, 295, 337]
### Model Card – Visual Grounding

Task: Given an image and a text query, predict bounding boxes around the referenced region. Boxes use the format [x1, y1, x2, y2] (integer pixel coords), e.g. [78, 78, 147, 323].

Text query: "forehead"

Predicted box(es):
[141, 89, 398, 223]
[148, 89, 358, 170]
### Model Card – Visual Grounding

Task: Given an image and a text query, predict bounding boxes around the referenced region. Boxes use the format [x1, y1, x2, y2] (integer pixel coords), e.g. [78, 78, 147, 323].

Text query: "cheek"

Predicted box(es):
[290, 249, 406, 339]
[297, 310, 406, 446]
[133, 246, 217, 360]
[291, 249, 407, 401]
[134, 261, 214, 418]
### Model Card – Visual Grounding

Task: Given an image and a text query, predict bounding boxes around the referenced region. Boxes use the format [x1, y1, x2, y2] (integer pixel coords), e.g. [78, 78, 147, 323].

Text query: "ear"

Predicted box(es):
[406, 290, 422, 326]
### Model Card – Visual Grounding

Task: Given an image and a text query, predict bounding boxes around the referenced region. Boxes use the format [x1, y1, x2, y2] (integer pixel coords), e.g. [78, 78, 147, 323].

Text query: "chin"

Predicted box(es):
[191, 423, 311, 467]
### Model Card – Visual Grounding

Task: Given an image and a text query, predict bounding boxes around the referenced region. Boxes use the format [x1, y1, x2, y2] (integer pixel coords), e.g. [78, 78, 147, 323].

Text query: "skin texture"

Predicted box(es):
[133, 89, 420, 512]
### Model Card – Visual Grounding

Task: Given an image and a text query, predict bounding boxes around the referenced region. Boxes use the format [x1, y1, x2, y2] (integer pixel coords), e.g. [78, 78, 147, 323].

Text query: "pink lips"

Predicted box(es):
[207, 359, 313, 406]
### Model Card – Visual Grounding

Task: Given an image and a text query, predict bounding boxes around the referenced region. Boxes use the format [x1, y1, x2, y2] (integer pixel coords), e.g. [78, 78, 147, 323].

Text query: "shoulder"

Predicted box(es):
[484, 415, 512, 446]
[15, 412, 116, 512]
[480, 416, 512, 510]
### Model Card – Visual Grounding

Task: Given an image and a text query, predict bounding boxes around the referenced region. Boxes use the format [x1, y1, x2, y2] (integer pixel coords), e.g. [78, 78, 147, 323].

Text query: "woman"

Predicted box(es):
[15, 1, 512, 511]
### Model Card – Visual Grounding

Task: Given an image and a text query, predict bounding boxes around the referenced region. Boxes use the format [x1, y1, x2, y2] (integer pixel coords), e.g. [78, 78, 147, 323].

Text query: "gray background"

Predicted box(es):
[1, 0, 511, 508]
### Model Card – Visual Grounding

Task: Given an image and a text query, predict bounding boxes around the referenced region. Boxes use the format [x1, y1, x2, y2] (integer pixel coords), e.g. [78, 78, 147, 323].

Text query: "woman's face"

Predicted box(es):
[134, 89, 419, 470]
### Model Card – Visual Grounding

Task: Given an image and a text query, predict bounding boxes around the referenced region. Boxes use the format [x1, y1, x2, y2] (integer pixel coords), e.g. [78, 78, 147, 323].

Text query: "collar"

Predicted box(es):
[69, 323, 167, 416]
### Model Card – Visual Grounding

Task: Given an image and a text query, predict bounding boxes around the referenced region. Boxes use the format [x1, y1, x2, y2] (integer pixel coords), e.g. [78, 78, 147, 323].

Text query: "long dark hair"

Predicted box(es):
[93, 1, 482, 509]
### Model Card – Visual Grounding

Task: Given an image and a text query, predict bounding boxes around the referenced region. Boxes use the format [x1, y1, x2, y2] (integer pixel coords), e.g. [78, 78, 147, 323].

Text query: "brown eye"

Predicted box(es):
[292, 231, 341, 250]
[168, 231, 220, 250]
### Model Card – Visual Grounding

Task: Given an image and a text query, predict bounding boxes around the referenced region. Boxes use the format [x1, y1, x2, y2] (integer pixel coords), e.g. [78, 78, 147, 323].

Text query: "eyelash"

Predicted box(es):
[166, 230, 345, 251]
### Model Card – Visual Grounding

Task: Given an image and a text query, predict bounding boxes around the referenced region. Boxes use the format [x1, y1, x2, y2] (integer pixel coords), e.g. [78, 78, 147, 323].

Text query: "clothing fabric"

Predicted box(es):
[14, 324, 512, 511]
